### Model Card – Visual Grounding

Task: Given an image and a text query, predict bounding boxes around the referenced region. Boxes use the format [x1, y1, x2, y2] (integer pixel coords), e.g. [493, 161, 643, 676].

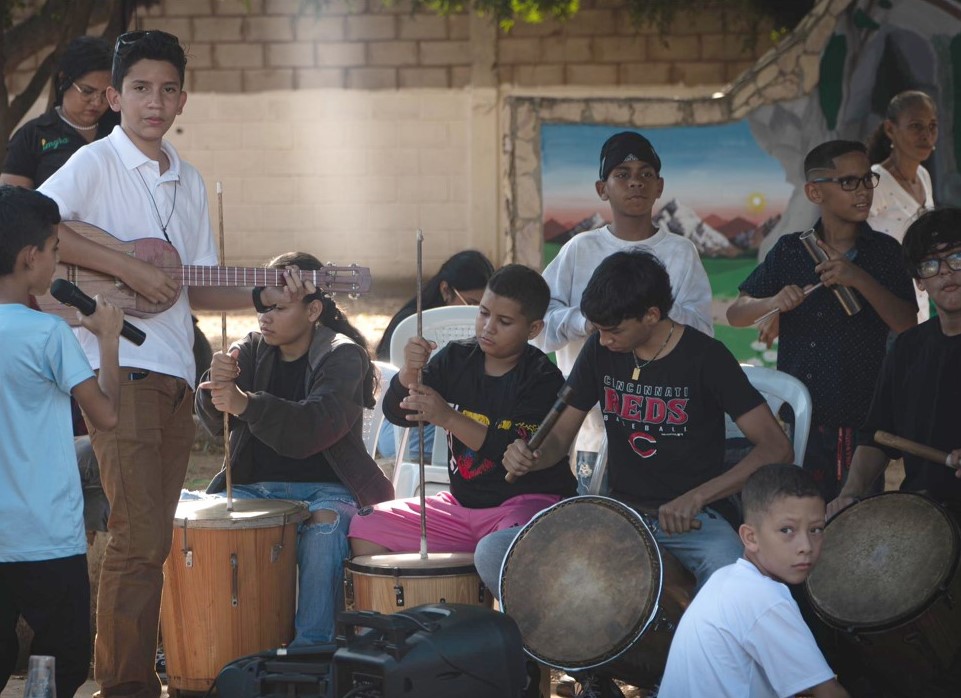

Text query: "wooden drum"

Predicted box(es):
[160, 498, 308, 693]
[805, 492, 961, 695]
[344, 552, 491, 613]
[500, 496, 695, 689]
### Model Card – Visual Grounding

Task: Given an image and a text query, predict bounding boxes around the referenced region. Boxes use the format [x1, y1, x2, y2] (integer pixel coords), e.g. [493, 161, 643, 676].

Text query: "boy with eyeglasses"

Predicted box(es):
[829, 208, 961, 521]
[727, 141, 917, 501]
[38, 31, 293, 698]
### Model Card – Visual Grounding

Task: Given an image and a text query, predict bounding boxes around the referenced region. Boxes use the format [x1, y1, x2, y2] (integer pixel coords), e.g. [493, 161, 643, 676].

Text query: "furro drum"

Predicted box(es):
[160, 498, 308, 693]
[805, 493, 961, 695]
[344, 552, 491, 613]
[500, 496, 694, 689]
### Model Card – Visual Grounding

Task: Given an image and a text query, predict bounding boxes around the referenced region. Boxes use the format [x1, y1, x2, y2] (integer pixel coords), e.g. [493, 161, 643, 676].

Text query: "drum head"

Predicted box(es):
[173, 498, 309, 529]
[347, 552, 478, 576]
[501, 496, 661, 671]
[806, 493, 960, 630]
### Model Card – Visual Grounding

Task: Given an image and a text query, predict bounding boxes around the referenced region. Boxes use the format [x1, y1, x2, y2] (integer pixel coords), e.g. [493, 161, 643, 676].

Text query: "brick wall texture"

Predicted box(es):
[129, 0, 774, 92]
[5, 0, 776, 276]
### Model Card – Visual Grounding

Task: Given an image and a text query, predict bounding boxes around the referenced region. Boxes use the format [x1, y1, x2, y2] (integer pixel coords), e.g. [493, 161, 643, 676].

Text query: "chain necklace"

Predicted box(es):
[632, 321, 675, 380]
[55, 106, 97, 132]
[136, 167, 177, 242]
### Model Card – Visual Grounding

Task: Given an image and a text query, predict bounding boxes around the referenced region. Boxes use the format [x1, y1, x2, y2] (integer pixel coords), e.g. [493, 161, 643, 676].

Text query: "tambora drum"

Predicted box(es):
[160, 498, 308, 693]
[345, 552, 491, 613]
[500, 496, 694, 689]
[805, 492, 961, 694]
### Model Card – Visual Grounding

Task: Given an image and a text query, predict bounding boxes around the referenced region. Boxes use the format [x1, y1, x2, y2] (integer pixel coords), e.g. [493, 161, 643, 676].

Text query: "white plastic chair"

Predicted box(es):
[362, 360, 399, 458]
[734, 364, 812, 467]
[388, 305, 479, 368]
[389, 306, 478, 498]
[586, 364, 812, 495]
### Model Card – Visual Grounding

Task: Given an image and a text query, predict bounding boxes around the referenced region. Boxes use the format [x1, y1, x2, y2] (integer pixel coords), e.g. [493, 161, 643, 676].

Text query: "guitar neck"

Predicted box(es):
[179, 265, 369, 294]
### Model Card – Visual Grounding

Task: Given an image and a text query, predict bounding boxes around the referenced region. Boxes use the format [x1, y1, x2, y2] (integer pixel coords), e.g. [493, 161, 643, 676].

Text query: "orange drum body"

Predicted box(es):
[344, 552, 491, 614]
[806, 493, 961, 695]
[160, 498, 308, 693]
[501, 496, 694, 689]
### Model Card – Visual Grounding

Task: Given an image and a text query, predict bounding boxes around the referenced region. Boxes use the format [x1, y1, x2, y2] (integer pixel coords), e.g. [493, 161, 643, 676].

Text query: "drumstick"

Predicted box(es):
[217, 181, 233, 512]
[416, 230, 427, 560]
[752, 282, 823, 327]
[505, 385, 574, 484]
[874, 431, 958, 469]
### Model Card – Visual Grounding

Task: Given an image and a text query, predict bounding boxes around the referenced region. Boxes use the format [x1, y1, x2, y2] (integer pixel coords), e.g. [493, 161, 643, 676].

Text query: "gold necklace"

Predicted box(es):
[632, 320, 674, 380]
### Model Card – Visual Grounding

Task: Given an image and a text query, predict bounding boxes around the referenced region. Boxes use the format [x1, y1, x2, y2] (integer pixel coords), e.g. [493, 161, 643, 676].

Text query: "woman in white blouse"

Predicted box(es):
[867, 90, 938, 321]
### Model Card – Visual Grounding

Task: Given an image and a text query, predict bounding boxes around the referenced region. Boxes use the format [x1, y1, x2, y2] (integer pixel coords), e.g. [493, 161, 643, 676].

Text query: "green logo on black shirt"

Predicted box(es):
[41, 137, 69, 153]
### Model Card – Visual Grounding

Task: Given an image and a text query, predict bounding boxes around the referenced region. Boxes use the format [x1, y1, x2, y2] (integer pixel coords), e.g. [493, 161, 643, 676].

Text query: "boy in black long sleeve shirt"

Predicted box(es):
[349, 264, 576, 554]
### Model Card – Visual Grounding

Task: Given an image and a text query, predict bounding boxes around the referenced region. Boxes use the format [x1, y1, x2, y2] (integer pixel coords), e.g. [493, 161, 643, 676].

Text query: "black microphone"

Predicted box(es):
[50, 279, 147, 346]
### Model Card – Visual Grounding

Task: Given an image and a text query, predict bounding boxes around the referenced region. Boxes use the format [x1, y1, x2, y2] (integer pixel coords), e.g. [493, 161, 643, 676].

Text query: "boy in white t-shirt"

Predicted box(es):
[659, 463, 849, 698]
[537, 132, 713, 489]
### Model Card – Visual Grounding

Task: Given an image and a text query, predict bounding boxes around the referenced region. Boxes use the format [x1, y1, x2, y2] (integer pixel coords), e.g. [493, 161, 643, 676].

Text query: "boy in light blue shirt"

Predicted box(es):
[0, 186, 122, 697]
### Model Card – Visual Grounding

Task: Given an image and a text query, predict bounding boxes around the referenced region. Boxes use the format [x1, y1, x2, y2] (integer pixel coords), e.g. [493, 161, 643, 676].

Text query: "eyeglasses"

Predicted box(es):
[72, 82, 107, 104]
[115, 30, 180, 54]
[916, 250, 961, 279]
[809, 172, 881, 191]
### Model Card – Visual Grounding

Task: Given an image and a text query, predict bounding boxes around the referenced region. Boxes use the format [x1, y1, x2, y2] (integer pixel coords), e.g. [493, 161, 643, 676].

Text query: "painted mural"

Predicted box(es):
[541, 121, 793, 365]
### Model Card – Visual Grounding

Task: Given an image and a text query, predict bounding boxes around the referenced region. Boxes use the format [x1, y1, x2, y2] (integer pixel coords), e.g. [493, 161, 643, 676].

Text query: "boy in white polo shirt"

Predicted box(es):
[39, 31, 293, 698]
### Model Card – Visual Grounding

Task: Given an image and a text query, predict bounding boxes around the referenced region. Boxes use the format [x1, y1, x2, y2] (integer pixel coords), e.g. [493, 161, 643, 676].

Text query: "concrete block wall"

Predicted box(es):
[499, 5, 773, 87]
[4, 0, 776, 278]
[166, 89, 477, 278]
[143, 0, 474, 92]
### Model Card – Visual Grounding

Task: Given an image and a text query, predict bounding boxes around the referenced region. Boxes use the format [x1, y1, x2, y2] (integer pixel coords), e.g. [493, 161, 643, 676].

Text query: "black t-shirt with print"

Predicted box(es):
[566, 327, 764, 506]
[384, 338, 577, 508]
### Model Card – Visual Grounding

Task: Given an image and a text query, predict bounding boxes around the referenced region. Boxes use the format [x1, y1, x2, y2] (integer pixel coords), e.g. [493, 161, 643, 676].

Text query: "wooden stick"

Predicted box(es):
[505, 385, 573, 483]
[217, 181, 233, 511]
[874, 431, 957, 469]
[753, 282, 824, 327]
[416, 230, 427, 560]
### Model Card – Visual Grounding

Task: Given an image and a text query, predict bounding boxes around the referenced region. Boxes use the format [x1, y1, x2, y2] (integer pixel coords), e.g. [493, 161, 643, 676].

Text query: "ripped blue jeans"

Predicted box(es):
[229, 482, 358, 646]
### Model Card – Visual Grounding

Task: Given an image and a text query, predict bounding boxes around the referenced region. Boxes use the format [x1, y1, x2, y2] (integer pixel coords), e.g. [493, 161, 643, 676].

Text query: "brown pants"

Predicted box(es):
[86, 370, 193, 698]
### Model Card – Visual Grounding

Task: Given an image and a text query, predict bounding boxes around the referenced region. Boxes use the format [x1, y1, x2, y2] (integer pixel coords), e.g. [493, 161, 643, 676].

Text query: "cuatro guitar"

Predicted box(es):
[36, 221, 371, 325]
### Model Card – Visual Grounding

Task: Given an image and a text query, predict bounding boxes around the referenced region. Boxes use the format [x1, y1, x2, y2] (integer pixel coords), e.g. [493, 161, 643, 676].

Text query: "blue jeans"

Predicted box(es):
[229, 482, 358, 645]
[375, 420, 435, 460]
[473, 503, 742, 601]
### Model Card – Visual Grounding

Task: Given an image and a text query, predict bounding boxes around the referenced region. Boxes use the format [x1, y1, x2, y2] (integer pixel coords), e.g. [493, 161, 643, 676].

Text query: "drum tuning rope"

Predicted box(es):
[217, 181, 233, 511]
[415, 230, 428, 559]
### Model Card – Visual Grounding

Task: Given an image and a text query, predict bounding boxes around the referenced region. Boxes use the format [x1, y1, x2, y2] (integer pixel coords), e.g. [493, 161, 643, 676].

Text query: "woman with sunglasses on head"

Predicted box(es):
[1, 36, 119, 189]
[867, 90, 939, 321]
[375, 250, 494, 460]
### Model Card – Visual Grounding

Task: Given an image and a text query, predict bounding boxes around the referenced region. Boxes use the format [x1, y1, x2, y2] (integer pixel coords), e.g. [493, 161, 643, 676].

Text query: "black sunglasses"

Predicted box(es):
[115, 30, 180, 53]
